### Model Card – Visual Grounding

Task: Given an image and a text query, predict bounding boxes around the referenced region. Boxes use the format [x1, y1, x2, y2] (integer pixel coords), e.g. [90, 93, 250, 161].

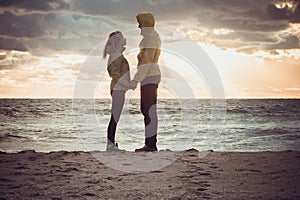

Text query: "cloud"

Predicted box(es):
[0, 11, 120, 39]
[266, 0, 300, 23]
[291, 1, 300, 22]
[26, 36, 101, 54]
[0, 51, 7, 60]
[0, 12, 47, 38]
[285, 87, 300, 91]
[0, 0, 70, 14]
[0, 0, 299, 56]
[265, 34, 299, 50]
[0, 51, 38, 71]
[189, 0, 300, 51]
[196, 11, 289, 32]
[0, 38, 28, 51]
[266, 3, 290, 20]
[0, 0, 299, 98]
[0, 11, 126, 54]
[211, 31, 278, 43]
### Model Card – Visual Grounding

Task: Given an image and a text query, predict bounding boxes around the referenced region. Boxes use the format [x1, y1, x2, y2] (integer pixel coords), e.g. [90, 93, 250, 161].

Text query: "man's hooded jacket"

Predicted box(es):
[133, 12, 161, 85]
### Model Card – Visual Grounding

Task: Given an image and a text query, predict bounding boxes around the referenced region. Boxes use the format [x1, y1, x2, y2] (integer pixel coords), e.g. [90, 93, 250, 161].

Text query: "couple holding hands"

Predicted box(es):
[103, 12, 161, 152]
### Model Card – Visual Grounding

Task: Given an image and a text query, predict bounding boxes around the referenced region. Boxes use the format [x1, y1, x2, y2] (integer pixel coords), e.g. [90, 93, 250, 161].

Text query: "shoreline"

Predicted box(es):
[0, 148, 297, 154]
[1, 149, 299, 199]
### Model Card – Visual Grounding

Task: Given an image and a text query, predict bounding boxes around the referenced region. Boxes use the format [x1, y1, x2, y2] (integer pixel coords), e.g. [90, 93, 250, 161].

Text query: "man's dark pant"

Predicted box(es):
[107, 90, 125, 144]
[141, 84, 158, 148]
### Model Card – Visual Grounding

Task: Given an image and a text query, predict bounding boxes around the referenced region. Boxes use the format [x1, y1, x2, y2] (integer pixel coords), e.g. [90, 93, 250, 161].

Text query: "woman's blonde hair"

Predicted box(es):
[103, 31, 123, 59]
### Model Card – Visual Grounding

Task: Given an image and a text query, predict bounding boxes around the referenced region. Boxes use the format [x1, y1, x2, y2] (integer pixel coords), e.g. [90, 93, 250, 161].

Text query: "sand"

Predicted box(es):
[0, 149, 299, 199]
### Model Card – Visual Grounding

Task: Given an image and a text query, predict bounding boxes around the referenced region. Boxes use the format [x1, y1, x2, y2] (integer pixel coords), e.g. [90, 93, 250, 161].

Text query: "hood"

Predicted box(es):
[136, 12, 155, 27]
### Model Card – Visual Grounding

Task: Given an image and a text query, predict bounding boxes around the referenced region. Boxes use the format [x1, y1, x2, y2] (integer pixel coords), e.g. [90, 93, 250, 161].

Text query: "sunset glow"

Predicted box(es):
[0, 0, 299, 98]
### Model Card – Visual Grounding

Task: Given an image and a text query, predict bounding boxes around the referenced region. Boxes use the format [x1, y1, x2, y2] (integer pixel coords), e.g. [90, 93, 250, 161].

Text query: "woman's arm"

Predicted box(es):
[107, 60, 121, 79]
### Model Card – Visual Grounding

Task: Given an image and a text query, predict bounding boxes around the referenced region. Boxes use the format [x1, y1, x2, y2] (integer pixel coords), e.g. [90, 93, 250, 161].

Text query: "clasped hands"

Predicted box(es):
[128, 80, 138, 90]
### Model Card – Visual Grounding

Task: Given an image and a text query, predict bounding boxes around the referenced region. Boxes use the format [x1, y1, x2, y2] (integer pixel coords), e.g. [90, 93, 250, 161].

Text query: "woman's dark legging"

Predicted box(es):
[141, 84, 158, 148]
[107, 90, 126, 144]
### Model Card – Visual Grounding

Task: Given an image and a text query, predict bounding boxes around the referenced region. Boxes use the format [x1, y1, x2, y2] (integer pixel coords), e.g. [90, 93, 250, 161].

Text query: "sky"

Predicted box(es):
[0, 0, 299, 98]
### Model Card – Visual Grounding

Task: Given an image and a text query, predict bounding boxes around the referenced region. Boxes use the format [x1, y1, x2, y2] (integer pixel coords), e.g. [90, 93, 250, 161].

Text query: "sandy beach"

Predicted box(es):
[0, 149, 299, 199]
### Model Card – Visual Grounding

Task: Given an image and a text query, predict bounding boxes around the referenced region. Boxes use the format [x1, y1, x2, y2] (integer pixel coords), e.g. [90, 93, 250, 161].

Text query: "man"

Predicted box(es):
[129, 12, 161, 152]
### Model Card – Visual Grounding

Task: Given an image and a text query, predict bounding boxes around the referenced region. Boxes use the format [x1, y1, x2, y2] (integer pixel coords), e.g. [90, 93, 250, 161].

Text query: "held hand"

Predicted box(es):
[128, 80, 138, 90]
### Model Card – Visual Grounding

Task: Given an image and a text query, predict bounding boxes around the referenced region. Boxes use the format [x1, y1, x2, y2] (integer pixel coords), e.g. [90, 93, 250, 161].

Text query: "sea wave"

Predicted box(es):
[0, 133, 30, 142]
[226, 108, 250, 114]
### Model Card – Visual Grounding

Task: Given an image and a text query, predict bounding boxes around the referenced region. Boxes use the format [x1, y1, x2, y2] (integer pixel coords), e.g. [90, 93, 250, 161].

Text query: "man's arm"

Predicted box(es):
[133, 48, 156, 82]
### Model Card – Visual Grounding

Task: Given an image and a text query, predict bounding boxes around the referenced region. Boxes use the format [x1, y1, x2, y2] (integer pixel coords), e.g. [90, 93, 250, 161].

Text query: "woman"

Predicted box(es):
[103, 31, 130, 151]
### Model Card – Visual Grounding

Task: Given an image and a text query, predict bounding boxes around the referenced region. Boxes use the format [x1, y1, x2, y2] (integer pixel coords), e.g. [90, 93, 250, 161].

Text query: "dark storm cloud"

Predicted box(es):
[0, 12, 47, 38]
[291, 1, 300, 22]
[0, 0, 299, 54]
[190, 0, 300, 51]
[194, 0, 300, 32]
[71, 0, 199, 20]
[1, 0, 299, 24]
[0, 38, 28, 51]
[0, 0, 70, 13]
[0, 11, 120, 39]
[0, 0, 213, 21]
[265, 34, 299, 50]
[266, 1, 300, 22]
[195, 10, 290, 32]
[266, 3, 291, 20]
[0, 11, 122, 53]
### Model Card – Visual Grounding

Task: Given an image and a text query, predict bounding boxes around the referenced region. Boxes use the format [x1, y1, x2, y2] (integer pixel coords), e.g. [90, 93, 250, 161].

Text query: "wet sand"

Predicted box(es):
[0, 149, 299, 199]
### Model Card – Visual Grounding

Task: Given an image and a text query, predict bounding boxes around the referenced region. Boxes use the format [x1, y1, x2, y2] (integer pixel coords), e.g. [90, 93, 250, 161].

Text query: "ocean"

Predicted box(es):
[0, 99, 299, 153]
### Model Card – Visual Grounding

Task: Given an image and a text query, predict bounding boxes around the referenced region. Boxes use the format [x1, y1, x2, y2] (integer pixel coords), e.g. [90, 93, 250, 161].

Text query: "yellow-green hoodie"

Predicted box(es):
[134, 12, 161, 85]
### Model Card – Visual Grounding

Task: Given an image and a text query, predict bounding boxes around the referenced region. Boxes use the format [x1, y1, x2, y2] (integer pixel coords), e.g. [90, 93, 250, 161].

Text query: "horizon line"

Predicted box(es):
[0, 97, 299, 100]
